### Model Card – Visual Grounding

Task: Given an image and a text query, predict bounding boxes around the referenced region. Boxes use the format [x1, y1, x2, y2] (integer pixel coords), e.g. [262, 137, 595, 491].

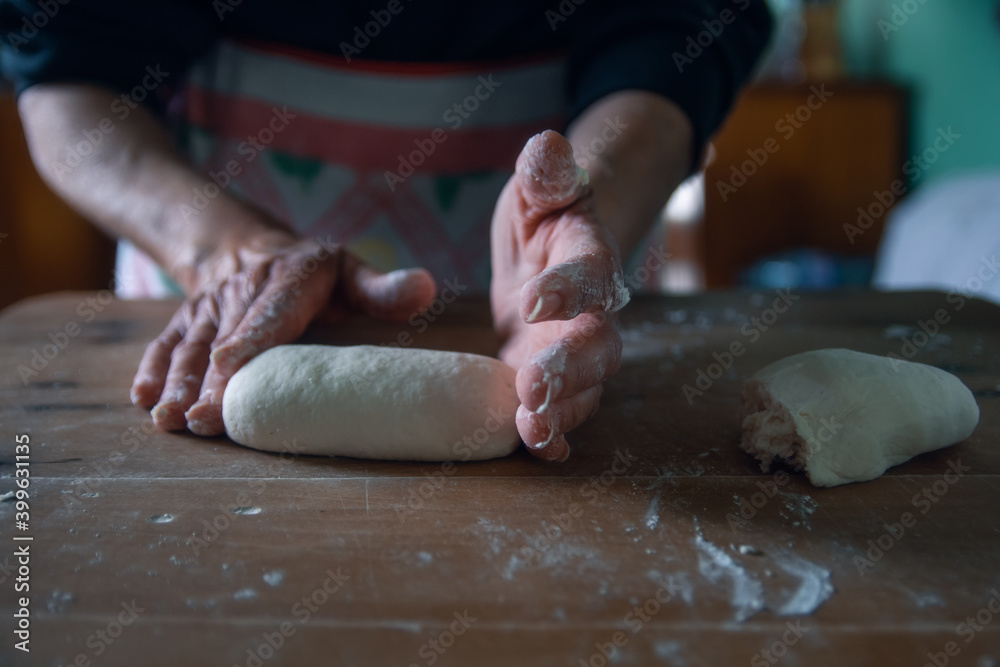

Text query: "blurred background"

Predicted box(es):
[659, 0, 1000, 302]
[1, 0, 999, 310]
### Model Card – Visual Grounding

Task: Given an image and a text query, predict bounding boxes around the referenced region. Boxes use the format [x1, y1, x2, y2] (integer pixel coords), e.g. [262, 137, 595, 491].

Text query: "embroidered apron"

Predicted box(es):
[115, 39, 567, 298]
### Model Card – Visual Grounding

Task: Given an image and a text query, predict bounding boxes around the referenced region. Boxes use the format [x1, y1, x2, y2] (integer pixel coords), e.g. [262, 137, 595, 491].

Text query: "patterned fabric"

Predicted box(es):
[116, 40, 567, 298]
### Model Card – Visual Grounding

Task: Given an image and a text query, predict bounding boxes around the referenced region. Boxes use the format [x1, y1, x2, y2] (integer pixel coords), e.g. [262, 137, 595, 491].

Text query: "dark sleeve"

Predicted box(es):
[0, 0, 218, 111]
[566, 0, 774, 172]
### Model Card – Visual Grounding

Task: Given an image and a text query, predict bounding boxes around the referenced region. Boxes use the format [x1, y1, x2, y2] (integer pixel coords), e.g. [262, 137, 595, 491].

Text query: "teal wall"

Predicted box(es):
[839, 0, 1000, 187]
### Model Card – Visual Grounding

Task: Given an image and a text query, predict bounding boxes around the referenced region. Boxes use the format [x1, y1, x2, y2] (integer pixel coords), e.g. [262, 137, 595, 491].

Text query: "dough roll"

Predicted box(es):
[740, 348, 980, 487]
[223, 345, 522, 461]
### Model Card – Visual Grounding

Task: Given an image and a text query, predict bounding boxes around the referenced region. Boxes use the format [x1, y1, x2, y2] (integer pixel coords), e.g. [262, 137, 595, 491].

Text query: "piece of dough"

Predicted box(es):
[223, 345, 521, 461]
[740, 348, 979, 487]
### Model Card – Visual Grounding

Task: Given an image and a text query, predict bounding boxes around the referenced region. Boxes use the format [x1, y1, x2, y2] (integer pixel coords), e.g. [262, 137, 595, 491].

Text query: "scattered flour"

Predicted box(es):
[262, 570, 285, 587]
[693, 519, 765, 622]
[233, 588, 257, 601]
[654, 640, 685, 664]
[692, 519, 834, 621]
[644, 496, 661, 530]
[769, 550, 834, 616]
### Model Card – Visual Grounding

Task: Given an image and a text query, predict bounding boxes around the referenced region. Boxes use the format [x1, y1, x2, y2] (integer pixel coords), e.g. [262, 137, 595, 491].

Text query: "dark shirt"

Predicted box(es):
[0, 0, 772, 162]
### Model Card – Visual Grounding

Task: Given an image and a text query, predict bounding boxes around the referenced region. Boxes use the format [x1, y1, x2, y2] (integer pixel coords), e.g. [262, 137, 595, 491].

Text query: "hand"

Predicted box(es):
[491, 131, 629, 462]
[131, 232, 436, 435]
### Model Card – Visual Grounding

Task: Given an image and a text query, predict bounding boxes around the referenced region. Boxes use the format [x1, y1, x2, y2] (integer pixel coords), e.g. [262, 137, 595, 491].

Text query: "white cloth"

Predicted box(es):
[874, 170, 1000, 305]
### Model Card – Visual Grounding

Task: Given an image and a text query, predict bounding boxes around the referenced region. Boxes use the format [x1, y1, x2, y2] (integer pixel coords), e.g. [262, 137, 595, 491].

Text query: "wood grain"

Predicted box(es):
[1, 291, 998, 666]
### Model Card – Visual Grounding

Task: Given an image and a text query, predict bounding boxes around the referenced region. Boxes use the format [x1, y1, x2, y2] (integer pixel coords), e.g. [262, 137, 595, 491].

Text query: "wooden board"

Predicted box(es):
[1, 290, 998, 666]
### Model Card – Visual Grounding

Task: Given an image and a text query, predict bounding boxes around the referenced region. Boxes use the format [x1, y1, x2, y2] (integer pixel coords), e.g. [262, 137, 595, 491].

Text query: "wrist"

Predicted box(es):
[568, 91, 694, 256]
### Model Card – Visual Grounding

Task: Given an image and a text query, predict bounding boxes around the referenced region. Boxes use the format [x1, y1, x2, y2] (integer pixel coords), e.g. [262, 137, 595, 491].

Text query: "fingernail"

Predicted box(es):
[539, 436, 570, 462]
[534, 412, 560, 450]
[153, 400, 185, 422]
[536, 374, 562, 415]
[526, 292, 562, 323]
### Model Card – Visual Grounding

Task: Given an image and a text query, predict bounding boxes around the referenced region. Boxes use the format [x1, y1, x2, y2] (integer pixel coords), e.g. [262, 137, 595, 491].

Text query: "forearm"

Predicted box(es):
[17, 83, 295, 294]
[567, 90, 694, 258]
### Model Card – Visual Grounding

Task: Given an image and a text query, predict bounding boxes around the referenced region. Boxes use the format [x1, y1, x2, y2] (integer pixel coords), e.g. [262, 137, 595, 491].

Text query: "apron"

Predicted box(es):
[115, 39, 568, 297]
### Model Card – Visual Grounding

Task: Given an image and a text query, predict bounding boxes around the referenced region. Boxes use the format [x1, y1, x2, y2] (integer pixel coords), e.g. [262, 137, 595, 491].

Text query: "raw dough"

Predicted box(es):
[223, 345, 521, 461]
[740, 348, 979, 487]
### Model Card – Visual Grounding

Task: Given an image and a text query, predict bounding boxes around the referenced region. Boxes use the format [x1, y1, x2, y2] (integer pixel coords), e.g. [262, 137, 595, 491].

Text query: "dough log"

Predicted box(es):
[223, 345, 522, 461]
[740, 348, 980, 487]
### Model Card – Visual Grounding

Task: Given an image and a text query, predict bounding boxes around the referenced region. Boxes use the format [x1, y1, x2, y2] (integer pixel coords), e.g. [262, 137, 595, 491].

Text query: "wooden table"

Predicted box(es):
[1, 290, 998, 666]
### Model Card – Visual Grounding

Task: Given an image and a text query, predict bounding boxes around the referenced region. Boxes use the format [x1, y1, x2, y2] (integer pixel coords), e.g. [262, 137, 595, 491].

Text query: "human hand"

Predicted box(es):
[491, 131, 630, 462]
[131, 232, 436, 435]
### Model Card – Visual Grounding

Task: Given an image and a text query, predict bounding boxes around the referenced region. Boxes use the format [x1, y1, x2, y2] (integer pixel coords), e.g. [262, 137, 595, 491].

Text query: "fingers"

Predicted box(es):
[519, 252, 630, 323]
[512, 313, 620, 462]
[184, 281, 255, 436]
[515, 313, 621, 414]
[136, 240, 441, 438]
[183, 364, 229, 436]
[513, 132, 630, 323]
[209, 273, 319, 375]
[131, 309, 186, 408]
[517, 385, 603, 462]
[150, 298, 221, 430]
[343, 255, 437, 322]
[515, 130, 588, 215]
